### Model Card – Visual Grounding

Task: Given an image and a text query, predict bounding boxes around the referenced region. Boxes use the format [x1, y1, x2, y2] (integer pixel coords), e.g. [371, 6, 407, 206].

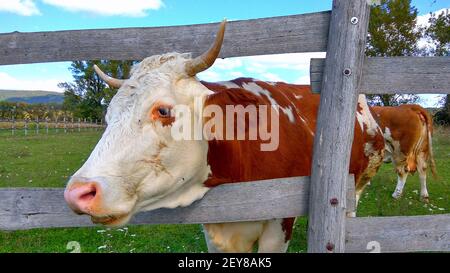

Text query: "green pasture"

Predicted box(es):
[0, 128, 448, 253]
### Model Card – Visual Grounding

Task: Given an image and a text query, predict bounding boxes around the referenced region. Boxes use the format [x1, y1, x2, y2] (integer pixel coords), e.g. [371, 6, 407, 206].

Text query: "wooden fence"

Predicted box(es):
[0, 0, 449, 253]
[0, 118, 104, 135]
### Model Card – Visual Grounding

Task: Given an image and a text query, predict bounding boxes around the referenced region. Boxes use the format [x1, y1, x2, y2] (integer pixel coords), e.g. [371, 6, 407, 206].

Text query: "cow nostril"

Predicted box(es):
[79, 188, 96, 201]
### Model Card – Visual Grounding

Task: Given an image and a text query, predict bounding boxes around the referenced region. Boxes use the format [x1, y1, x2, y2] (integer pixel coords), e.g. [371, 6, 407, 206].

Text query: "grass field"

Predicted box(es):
[0, 128, 448, 253]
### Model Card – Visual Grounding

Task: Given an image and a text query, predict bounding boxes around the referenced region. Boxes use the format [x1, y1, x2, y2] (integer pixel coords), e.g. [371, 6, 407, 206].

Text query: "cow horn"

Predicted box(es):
[93, 64, 124, 89]
[185, 20, 226, 76]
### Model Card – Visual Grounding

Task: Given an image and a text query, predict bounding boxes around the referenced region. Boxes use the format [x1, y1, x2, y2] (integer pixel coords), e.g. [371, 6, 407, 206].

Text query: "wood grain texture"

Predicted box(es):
[346, 175, 356, 215]
[346, 214, 450, 252]
[310, 57, 450, 94]
[307, 0, 371, 253]
[0, 12, 330, 65]
[0, 176, 310, 230]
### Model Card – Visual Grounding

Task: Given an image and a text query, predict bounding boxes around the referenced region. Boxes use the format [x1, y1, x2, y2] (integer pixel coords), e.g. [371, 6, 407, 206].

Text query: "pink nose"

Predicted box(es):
[64, 182, 99, 215]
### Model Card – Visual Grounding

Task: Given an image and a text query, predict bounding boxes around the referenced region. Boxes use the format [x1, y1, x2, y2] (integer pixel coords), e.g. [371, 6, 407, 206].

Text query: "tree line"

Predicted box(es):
[58, 0, 449, 123]
[0, 101, 66, 121]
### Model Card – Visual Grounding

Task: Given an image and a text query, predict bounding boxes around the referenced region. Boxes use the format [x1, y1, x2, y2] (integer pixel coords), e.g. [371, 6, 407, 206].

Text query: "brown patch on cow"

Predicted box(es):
[281, 218, 295, 242]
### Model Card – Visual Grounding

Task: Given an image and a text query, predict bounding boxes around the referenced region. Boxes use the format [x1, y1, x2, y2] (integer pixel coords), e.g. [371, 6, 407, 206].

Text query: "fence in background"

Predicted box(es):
[0, 118, 105, 135]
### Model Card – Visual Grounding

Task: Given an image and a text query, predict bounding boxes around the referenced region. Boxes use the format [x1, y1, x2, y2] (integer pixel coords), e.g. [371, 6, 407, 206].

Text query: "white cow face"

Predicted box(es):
[64, 22, 226, 226]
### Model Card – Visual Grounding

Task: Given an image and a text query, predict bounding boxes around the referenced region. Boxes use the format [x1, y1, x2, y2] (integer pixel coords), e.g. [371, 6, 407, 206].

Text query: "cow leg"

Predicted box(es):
[257, 219, 292, 253]
[417, 153, 429, 203]
[202, 225, 224, 253]
[202, 222, 264, 253]
[392, 171, 408, 199]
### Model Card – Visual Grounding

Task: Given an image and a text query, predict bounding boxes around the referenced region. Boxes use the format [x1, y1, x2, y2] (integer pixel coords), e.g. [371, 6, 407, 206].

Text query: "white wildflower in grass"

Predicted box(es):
[98, 245, 107, 250]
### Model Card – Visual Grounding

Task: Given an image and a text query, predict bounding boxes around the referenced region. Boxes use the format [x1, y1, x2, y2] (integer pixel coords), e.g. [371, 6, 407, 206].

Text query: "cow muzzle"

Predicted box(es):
[64, 177, 133, 226]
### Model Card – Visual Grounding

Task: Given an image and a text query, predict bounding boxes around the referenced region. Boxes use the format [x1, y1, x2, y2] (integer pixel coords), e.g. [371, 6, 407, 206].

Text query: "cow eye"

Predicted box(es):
[158, 107, 170, 117]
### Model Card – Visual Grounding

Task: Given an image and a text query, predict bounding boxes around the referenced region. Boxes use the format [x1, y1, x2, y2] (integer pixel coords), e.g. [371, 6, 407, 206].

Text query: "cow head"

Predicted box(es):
[64, 21, 226, 226]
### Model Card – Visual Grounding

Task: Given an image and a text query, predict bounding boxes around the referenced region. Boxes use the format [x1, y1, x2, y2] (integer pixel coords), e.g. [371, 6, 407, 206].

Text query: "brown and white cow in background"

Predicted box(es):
[372, 105, 437, 202]
[64, 21, 385, 252]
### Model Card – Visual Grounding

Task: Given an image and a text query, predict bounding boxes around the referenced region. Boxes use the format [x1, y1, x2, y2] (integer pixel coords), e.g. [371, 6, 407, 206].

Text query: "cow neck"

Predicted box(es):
[199, 80, 315, 187]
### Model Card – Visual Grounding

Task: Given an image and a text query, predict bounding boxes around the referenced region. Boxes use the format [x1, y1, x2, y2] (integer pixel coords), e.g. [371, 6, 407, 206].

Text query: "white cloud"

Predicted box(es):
[213, 58, 243, 70]
[42, 0, 163, 17]
[294, 75, 310, 85]
[416, 9, 449, 27]
[260, 72, 284, 82]
[0, 72, 64, 92]
[197, 70, 221, 82]
[0, 0, 41, 16]
[240, 52, 326, 72]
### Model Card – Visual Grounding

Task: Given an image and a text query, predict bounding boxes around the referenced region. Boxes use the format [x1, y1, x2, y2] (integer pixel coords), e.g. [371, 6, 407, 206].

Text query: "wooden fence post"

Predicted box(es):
[24, 119, 28, 136]
[307, 0, 370, 253]
[35, 117, 39, 135]
[64, 117, 67, 133]
[11, 115, 15, 136]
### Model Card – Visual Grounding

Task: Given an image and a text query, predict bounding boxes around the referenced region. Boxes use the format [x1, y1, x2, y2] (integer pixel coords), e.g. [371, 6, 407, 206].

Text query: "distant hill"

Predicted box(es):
[0, 90, 64, 104]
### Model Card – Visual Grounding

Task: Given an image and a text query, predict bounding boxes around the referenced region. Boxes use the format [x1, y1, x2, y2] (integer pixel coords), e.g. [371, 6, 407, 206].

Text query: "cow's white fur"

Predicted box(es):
[68, 53, 214, 222]
[356, 95, 379, 137]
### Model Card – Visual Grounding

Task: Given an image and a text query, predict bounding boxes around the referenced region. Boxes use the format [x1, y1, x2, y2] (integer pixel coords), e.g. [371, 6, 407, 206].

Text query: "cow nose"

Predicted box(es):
[64, 182, 99, 215]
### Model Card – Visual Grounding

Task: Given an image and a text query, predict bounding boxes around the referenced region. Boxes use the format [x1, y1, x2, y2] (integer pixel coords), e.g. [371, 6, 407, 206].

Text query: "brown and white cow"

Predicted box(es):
[372, 105, 437, 202]
[64, 21, 384, 252]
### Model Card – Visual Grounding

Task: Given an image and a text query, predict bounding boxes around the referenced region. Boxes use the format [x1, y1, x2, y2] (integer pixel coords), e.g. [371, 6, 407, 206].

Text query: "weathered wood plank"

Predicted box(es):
[346, 175, 356, 216]
[0, 12, 330, 65]
[346, 214, 450, 252]
[310, 57, 450, 94]
[307, 0, 371, 253]
[0, 176, 310, 230]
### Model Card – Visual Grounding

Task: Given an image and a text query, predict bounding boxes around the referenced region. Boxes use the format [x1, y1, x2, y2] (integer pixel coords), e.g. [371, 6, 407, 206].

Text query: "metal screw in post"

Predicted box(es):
[326, 242, 335, 252]
[350, 17, 358, 25]
[343, 68, 352, 76]
[330, 198, 339, 206]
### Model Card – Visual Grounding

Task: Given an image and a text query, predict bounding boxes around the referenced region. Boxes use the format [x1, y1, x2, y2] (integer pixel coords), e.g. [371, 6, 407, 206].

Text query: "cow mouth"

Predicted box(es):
[91, 213, 130, 226]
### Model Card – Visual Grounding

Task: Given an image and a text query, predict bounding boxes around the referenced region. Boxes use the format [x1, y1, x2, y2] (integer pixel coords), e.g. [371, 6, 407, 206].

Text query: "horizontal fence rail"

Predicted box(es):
[0, 12, 330, 65]
[346, 214, 450, 252]
[310, 57, 450, 94]
[0, 176, 311, 230]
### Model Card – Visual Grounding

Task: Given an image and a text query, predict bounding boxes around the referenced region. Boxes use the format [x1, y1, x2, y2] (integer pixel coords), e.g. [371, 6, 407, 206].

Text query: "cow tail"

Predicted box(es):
[422, 109, 438, 179]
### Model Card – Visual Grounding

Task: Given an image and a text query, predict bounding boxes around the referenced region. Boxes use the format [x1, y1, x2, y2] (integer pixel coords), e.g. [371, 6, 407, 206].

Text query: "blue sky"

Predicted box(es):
[0, 0, 449, 106]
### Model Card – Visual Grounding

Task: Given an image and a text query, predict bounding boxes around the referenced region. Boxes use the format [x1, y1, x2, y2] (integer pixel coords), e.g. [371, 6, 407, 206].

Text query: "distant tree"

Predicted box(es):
[60, 60, 135, 120]
[366, 0, 421, 106]
[424, 9, 450, 125]
[424, 9, 450, 56]
[0, 101, 62, 120]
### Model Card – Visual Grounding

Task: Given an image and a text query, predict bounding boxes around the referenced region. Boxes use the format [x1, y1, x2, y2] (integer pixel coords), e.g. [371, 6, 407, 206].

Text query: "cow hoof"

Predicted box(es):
[421, 196, 430, 203]
[392, 192, 402, 199]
